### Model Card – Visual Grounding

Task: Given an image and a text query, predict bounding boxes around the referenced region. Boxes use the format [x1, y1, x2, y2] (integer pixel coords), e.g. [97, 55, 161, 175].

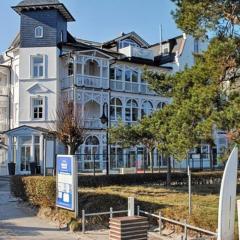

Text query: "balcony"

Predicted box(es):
[84, 119, 105, 129]
[110, 80, 155, 95]
[119, 46, 154, 60]
[61, 75, 108, 89]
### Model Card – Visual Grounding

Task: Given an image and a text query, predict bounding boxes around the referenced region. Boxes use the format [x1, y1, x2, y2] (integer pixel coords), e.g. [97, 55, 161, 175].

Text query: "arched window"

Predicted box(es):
[125, 99, 138, 122]
[35, 26, 43, 38]
[110, 98, 122, 121]
[84, 136, 100, 170]
[141, 101, 153, 118]
[157, 102, 167, 109]
[84, 59, 100, 76]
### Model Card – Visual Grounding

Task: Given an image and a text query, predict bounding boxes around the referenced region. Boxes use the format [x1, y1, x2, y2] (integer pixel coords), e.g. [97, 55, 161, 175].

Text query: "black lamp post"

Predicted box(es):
[100, 102, 109, 175]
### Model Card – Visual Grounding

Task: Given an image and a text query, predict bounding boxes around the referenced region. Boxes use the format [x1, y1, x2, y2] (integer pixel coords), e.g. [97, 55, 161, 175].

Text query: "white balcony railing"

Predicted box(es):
[61, 75, 108, 89]
[84, 119, 105, 129]
[110, 80, 155, 95]
[76, 75, 108, 89]
[119, 46, 154, 60]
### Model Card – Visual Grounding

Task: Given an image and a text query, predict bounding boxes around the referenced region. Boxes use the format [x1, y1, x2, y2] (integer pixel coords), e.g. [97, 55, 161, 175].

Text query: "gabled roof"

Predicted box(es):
[4, 125, 53, 135]
[103, 31, 150, 48]
[12, 0, 75, 22]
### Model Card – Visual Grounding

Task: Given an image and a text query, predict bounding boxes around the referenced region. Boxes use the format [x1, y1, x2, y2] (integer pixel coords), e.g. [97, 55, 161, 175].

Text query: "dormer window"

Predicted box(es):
[119, 39, 140, 49]
[35, 26, 43, 38]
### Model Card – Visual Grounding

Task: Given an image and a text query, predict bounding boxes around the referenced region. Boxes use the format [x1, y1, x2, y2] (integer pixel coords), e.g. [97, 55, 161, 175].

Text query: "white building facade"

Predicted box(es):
[0, 0, 223, 175]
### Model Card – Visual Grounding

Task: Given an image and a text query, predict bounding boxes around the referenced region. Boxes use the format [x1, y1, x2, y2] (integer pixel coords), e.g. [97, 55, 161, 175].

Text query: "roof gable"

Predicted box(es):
[27, 83, 53, 94]
[103, 31, 149, 48]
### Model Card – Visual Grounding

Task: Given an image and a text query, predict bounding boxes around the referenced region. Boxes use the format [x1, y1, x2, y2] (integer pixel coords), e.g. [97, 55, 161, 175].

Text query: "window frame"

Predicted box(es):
[125, 99, 138, 122]
[141, 101, 153, 118]
[110, 98, 122, 121]
[35, 26, 43, 39]
[31, 97, 45, 121]
[31, 55, 45, 79]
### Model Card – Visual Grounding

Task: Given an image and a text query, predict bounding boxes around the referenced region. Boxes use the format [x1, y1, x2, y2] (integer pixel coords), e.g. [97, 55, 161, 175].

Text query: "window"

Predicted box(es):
[157, 102, 167, 109]
[68, 62, 74, 76]
[32, 55, 44, 78]
[110, 146, 123, 169]
[125, 99, 138, 122]
[35, 26, 43, 38]
[125, 69, 139, 83]
[110, 98, 122, 121]
[116, 68, 123, 80]
[110, 68, 115, 80]
[84, 136, 100, 170]
[125, 70, 131, 82]
[141, 101, 153, 118]
[119, 39, 140, 49]
[32, 97, 44, 120]
[110, 67, 123, 81]
[194, 39, 199, 53]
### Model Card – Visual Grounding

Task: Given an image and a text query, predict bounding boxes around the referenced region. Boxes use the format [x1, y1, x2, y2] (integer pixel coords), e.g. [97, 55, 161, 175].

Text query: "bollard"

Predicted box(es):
[137, 205, 140, 216]
[159, 211, 162, 235]
[128, 197, 135, 217]
[82, 209, 85, 234]
[110, 207, 113, 219]
[184, 219, 187, 240]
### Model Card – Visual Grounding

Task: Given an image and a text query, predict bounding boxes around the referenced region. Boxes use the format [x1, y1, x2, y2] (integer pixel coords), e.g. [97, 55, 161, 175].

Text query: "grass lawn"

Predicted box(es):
[79, 184, 240, 237]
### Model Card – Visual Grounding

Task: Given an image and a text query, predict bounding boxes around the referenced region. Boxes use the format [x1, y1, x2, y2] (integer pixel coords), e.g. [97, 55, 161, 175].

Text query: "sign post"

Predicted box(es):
[188, 166, 192, 216]
[56, 155, 78, 218]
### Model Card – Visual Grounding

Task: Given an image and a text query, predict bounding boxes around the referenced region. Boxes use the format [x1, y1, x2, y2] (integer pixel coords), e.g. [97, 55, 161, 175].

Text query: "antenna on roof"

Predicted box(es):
[159, 24, 163, 55]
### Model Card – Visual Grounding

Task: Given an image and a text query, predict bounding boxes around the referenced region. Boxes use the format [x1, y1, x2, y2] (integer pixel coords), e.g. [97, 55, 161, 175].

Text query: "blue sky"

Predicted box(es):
[0, 0, 181, 53]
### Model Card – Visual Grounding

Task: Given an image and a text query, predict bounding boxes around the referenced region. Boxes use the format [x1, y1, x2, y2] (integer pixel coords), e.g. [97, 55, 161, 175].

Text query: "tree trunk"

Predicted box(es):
[166, 156, 172, 187]
[150, 149, 154, 173]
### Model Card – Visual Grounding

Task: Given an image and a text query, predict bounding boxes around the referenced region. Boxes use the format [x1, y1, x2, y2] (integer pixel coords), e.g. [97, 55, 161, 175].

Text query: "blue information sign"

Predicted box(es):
[56, 155, 76, 211]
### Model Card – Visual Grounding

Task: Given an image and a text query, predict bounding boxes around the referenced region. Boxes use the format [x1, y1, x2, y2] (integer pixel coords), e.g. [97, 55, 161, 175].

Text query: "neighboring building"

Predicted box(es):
[0, 0, 215, 175]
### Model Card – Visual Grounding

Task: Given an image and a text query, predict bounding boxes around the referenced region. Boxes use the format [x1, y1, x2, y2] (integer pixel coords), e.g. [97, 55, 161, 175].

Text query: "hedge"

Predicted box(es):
[10, 171, 235, 208]
[77, 171, 226, 187]
[10, 176, 56, 207]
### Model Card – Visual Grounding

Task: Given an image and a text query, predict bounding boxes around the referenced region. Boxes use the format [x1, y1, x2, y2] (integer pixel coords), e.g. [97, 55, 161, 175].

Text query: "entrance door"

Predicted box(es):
[20, 146, 31, 172]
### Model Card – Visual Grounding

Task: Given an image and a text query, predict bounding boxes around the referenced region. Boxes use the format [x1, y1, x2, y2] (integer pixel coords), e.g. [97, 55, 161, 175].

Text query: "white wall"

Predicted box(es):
[18, 47, 59, 129]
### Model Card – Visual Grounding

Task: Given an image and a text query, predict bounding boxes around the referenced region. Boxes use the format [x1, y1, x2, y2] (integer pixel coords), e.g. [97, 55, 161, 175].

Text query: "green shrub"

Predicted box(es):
[11, 176, 56, 207]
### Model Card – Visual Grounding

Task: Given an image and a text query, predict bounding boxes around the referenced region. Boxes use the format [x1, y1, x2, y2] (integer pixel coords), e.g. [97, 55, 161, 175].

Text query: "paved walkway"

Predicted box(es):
[0, 177, 82, 240]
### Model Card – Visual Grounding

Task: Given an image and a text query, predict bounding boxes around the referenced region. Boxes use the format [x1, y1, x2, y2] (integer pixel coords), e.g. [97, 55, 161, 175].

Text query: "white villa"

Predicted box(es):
[0, 0, 226, 175]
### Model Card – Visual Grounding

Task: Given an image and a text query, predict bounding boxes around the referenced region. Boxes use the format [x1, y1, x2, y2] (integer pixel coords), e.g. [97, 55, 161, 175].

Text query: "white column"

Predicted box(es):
[16, 136, 20, 173]
[31, 135, 35, 163]
[7, 136, 13, 163]
[40, 134, 44, 171]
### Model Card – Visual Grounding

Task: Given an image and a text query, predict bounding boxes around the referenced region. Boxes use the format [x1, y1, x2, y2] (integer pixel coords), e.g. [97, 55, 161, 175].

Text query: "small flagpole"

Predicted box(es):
[159, 24, 163, 55]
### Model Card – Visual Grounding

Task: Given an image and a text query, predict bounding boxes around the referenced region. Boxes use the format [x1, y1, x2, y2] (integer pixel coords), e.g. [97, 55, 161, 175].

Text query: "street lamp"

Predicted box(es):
[100, 102, 109, 175]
